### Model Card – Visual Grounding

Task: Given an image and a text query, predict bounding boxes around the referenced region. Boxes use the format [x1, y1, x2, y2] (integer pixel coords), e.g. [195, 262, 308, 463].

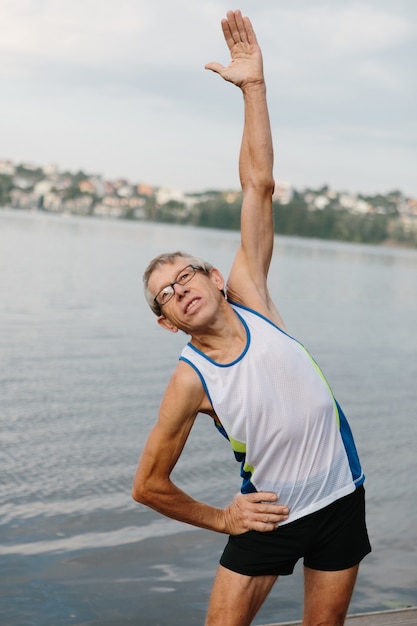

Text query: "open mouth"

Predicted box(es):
[185, 298, 200, 314]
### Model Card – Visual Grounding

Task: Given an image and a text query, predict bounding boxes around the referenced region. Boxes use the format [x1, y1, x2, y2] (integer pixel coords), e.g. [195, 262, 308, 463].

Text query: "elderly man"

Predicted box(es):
[132, 10, 371, 626]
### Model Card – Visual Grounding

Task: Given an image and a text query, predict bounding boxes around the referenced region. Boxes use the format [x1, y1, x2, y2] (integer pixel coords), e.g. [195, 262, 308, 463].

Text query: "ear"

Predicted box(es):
[210, 268, 225, 291]
[157, 315, 179, 333]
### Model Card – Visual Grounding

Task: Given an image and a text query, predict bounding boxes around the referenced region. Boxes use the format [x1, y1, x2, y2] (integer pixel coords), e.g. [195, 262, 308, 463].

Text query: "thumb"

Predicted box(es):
[204, 61, 226, 76]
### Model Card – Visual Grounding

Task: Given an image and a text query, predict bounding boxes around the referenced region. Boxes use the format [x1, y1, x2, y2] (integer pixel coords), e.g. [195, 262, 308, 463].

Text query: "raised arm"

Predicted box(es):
[206, 11, 283, 325]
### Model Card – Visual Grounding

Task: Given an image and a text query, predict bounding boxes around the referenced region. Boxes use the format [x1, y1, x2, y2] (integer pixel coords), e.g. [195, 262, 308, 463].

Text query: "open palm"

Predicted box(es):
[205, 11, 264, 88]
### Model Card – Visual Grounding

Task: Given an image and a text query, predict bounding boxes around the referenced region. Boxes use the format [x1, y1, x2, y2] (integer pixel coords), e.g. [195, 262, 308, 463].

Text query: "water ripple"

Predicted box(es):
[0, 519, 191, 556]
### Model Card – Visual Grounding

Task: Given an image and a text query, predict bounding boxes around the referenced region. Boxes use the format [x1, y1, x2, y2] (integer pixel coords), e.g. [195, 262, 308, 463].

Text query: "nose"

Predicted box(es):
[173, 282, 188, 299]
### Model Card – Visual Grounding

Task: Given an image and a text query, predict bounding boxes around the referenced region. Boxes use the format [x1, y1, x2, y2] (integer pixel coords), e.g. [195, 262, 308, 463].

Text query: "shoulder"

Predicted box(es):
[161, 359, 213, 420]
[226, 254, 287, 329]
[168, 359, 204, 399]
[227, 294, 287, 331]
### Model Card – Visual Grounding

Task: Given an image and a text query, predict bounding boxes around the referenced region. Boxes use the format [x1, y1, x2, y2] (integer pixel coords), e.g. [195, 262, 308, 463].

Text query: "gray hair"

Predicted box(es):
[143, 251, 214, 316]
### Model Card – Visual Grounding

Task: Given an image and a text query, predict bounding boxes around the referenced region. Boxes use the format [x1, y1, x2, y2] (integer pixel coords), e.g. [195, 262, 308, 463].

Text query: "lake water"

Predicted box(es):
[1, 209, 416, 626]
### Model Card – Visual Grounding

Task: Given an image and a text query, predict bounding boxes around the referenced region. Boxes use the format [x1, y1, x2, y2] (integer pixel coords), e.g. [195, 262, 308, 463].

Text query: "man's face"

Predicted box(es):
[148, 259, 225, 334]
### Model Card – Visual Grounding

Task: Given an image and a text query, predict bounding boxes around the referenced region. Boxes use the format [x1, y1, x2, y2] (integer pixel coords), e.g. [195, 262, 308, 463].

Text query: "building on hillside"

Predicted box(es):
[0, 160, 15, 176]
[156, 187, 185, 205]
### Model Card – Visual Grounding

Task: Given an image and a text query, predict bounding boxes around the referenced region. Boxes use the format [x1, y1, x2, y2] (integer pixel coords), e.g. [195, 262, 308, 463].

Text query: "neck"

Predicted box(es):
[189, 302, 246, 364]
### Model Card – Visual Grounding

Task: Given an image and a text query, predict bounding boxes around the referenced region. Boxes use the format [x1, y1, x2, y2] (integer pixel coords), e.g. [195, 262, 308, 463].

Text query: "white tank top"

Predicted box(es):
[180, 302, 364, 525]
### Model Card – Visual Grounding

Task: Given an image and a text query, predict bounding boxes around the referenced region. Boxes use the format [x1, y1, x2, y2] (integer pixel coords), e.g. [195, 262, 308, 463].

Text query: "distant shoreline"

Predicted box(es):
[2, 205, 416, 251]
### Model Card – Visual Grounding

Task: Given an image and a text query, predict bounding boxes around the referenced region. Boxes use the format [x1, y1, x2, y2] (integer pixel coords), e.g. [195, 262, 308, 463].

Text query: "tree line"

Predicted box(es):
[2, 172, 415, 247]
[150, 192, 416, 247]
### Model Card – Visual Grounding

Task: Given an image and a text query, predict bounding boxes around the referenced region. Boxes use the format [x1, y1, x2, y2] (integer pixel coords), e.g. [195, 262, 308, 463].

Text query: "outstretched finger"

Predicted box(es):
[225, 11, 240, 45]
[221, 16, 235, 52]
[223, 10, 248, 47]
[242, 15, 258, 47]
[232, 10, 248, 43]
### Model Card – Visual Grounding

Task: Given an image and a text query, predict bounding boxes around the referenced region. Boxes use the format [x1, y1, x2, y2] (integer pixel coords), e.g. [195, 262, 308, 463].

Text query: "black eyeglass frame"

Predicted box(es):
[153, 264, 205, 309]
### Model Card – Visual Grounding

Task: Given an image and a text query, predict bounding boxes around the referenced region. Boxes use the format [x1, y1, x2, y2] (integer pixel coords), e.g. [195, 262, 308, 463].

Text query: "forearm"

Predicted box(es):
[132, 476, 227, 533]
[132, 477, 290, 535]
[239, 81, 274, 194]
[237, 81, 275, 278]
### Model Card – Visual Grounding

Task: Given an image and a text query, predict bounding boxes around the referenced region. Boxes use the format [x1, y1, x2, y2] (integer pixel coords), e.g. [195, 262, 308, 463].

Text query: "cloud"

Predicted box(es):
[0, 0, 218, 70]
[0, 0, 416, 195]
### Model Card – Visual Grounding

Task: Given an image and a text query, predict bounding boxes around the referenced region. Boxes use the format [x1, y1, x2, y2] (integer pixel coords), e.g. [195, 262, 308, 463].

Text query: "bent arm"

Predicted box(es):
[132, 365, 223, 531]
[132, 362, 289, 534]
[132, 418, 226, 531]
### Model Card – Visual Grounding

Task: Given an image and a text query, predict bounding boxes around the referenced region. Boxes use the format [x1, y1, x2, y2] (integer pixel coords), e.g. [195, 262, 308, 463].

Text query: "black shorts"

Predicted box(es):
[220, 486, 372, 576]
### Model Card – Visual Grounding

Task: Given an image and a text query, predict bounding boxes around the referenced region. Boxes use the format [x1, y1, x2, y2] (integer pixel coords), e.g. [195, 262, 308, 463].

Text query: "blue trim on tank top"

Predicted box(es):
[230, 301, 365, 486]
[183, 310, 251, 367]
[228, 300, 294, 338]
[178, 357, 214, 406]
[179, 357, 234, 446]
[335, 399, 365, 485]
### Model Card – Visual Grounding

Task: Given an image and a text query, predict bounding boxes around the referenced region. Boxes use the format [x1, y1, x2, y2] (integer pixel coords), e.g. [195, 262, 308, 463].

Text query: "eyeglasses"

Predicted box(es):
[154, 265, 204, 308]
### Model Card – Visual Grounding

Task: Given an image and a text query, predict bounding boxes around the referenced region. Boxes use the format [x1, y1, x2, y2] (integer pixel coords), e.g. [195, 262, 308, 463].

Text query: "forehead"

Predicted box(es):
[148, 259, 191, 293]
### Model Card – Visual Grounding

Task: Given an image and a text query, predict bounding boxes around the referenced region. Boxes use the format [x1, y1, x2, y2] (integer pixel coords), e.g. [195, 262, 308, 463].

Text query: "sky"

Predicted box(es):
[1, 0, 416, 197]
